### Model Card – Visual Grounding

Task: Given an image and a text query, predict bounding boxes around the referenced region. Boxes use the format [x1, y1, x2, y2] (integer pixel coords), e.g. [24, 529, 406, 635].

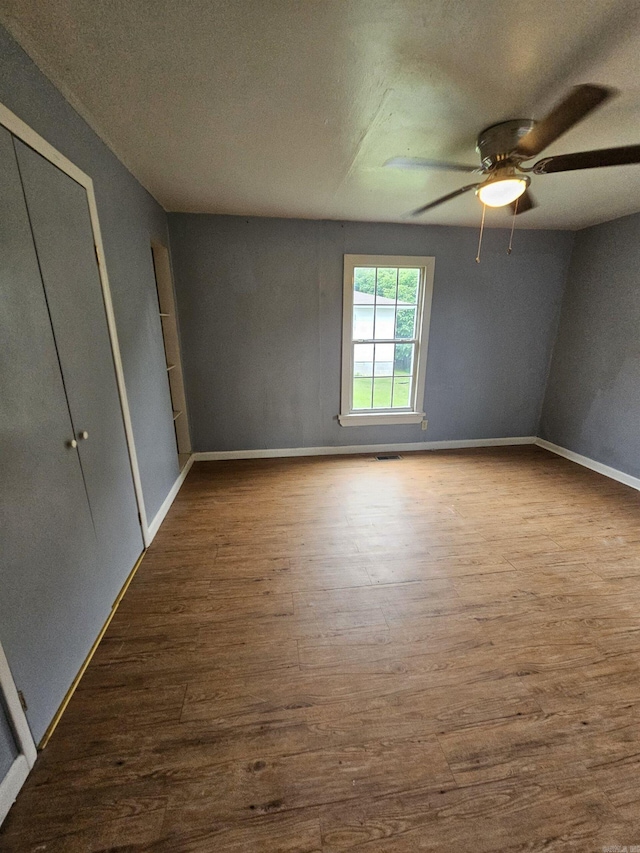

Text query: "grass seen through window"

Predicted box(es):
[353, 370, 411, 409]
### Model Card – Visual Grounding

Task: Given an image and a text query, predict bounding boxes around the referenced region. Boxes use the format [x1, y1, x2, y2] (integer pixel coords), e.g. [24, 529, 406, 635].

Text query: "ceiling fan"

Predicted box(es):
[386, 84, 640, 217]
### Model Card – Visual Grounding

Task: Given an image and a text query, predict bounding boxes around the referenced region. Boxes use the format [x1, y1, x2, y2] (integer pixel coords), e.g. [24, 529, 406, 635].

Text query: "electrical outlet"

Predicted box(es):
[421, 419, 428, 431]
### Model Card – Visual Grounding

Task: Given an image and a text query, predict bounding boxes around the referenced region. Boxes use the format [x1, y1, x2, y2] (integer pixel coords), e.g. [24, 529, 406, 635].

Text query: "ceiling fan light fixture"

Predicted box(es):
[477, 174, 529, 207]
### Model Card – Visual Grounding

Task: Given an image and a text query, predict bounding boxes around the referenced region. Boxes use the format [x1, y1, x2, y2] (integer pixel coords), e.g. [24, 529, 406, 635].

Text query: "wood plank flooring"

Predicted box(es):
[3, 446, 640, 851]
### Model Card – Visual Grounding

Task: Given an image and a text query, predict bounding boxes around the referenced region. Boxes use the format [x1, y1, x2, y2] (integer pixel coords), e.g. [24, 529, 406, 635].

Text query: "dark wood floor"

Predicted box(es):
[3, 446, 640, 851]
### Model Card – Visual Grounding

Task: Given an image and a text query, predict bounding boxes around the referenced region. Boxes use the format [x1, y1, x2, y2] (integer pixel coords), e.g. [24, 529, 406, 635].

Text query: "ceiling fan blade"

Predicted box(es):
[385, 156, 479, 173]
[532, 144, 640, 174]
[510, 189, 536, 215]
[408, 183, 480, 217]
[513, 84, 616, 160]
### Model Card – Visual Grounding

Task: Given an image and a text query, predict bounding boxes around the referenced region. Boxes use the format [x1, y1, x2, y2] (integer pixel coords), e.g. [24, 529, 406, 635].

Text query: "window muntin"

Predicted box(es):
[340, 255, 434, 426]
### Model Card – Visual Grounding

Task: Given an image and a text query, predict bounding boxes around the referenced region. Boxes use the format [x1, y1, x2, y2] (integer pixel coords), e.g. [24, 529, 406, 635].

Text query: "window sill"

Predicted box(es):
[338, 412, 425, 427]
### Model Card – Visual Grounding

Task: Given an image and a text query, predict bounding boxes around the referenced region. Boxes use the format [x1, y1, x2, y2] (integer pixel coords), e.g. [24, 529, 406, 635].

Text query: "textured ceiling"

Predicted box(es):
[2, 0, 640, 228]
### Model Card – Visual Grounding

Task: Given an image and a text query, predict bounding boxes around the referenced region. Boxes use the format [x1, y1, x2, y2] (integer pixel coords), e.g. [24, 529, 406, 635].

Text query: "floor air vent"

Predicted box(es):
[375, 454, 402, 461]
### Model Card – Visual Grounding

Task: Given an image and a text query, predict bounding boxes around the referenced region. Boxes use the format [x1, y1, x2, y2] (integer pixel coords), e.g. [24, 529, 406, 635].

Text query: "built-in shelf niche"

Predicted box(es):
[151, 242, 191, 467]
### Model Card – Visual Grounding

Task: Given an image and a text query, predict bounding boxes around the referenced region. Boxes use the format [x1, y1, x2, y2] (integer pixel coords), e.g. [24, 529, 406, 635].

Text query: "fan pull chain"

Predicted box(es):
[475, 203, 487, 263]
[507, 197, 518, 254]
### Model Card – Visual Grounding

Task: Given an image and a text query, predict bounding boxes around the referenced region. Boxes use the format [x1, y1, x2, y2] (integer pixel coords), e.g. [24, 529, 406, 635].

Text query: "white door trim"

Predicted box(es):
[0, 642, 37, 826]
[0, 100, 151, 545]
[0, 756, 31, 827]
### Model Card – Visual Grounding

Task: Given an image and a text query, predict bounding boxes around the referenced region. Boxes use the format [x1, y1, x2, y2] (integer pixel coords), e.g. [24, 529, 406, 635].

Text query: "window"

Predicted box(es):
[339, 254, 434, 426]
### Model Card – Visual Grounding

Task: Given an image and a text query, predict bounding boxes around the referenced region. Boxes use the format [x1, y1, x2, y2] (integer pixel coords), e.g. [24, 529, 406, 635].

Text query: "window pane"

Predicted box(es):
[354, 267, 375, 295]
[353, 304, 374, 339]
[394, 342, 414, 374]
[353, 377, 373, 409]
[398, 268, 419, 303]
[374, 343, 394, 376]
[372, 377, 392, 408]
[392, 376, 411, 408]
[354, 343, 373, 376]
[395, 307, 416, 339]
[374, 303, 396, 340]
[376, 268, 398, 300]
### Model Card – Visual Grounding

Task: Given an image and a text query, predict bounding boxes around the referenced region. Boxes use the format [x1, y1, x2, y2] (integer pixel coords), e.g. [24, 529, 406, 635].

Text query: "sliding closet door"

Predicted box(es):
[15, 141, 143, 604]
[0, 127, 102, 743]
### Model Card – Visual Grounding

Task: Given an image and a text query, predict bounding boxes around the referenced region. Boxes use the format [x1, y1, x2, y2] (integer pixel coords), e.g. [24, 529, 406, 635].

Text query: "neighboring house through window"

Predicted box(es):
[339, 254, 435, 426]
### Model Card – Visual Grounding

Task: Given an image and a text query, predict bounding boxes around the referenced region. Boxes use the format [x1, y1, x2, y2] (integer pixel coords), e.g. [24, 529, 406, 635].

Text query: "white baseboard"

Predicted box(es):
[193, 436, 537, 462]
[0, 756, 30, 827]
[145, 455, 195, 544]
[535, 438, 640, 493]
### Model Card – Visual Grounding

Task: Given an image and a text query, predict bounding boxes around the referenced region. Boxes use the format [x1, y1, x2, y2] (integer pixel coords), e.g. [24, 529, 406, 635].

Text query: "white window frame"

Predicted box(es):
[339, 254, 435, 427]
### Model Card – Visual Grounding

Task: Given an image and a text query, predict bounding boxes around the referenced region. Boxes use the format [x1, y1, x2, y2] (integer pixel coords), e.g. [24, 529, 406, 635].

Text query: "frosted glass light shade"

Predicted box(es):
[477, 178, 528, 207]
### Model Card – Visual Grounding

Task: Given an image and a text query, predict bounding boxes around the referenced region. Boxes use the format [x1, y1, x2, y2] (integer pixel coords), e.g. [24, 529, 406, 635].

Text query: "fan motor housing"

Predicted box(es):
[476, 119, 535, 169]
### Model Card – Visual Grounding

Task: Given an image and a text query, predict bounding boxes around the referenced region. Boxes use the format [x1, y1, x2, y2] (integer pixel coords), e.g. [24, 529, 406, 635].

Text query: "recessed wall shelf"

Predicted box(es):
[151, 241, 191, 469]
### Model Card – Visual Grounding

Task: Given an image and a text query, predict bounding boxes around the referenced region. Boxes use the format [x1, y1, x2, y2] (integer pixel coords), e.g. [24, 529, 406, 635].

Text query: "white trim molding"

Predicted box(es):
[535, 438, 640, 493]
[146, 455, 195, 542]
[0, 756, 31, 827]
[0, 646, 36, 768]
[0, 642, 37, 827]
[194, 436, 537, 462]
[339, 412, 425, 427]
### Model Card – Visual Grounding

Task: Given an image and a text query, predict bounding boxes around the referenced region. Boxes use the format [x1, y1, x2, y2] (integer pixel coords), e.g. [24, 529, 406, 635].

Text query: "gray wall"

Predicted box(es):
[541, 211, 640, 477]
[168, 214, 574, 451]
[0, 24, 178, 521]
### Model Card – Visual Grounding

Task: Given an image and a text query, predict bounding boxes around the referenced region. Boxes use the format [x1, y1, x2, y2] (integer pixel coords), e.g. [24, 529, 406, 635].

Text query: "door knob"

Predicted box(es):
[67, 439, 78, 448]
[78, 430, 89, 440]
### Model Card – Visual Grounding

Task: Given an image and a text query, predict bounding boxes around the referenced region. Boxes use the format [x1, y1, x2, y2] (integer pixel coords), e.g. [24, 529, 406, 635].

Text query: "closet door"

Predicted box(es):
[0, 127, 102, 743]
[15, 141, 143, 604]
